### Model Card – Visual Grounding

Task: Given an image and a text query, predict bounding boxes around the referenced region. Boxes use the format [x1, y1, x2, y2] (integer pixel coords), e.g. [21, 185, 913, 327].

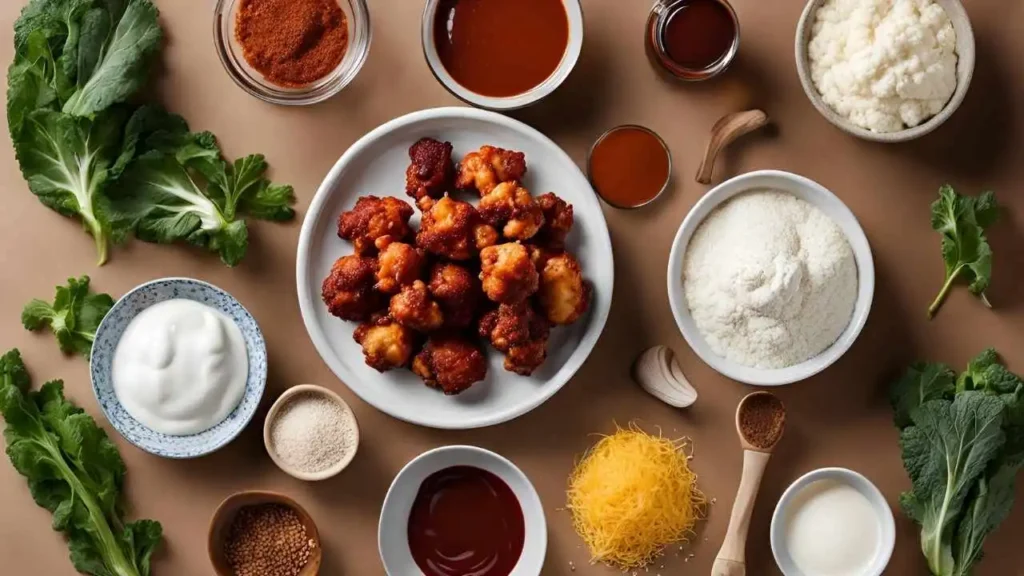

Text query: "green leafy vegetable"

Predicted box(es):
[7, 0, 161, 265]
[110, 107, 296, 266]
[927, 186, 1000, 319]
[891, 349, 1024, 575]
[22, 275, 114, 356]
[8, 1, 295, 267]
[0, 349, 162, 576]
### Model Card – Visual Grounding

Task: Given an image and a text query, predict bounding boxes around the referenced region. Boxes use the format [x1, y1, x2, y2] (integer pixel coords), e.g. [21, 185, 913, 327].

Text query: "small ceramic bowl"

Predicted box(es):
[378, 445, 547, 575]
[90, 278, 267, 458]
[420, 0, 584, 110]
[213, 0, 371, 105]
[264, 384, 360, 481]
[666, 170, 875, 386]
[770, 468, 895, 576]
[208, 490, 323, 576]
[795, 0, 975, 142]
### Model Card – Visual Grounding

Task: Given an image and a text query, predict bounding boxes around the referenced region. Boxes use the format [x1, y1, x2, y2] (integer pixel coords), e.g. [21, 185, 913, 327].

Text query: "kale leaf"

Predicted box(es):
[893, 350, 1024, 576]
[22, 275, 114, 356]
[0, 349, 162, 576]
[7, 0, 161, 265]
[927, 186, 1000, 319]
[110, 107, 296, 266]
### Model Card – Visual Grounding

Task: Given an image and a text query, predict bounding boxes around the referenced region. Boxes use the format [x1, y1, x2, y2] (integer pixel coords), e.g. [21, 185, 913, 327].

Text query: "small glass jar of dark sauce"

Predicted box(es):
[647, 0, 740, 81]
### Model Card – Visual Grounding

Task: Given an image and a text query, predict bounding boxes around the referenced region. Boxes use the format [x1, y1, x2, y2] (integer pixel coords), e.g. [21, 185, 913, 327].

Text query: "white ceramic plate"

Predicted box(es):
[296, 107, 613, 429]
[378, 445, 546, 576]
[666, 170, 874, 386]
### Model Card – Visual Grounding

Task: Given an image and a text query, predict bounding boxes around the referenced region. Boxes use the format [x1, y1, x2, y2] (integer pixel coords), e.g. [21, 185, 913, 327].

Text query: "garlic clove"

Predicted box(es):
[632, 345, 698, 408]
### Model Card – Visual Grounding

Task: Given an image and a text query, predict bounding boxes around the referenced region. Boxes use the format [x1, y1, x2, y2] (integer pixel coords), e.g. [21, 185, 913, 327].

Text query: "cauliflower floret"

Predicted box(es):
[807, 0, 958, 133]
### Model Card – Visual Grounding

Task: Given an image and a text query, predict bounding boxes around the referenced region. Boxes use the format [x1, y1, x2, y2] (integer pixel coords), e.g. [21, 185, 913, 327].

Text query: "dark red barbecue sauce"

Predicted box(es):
[408, 466, 525, 576]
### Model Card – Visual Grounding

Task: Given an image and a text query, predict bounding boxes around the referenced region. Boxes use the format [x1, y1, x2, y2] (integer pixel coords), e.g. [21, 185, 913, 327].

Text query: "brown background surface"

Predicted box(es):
[1, 0, 1022, 574]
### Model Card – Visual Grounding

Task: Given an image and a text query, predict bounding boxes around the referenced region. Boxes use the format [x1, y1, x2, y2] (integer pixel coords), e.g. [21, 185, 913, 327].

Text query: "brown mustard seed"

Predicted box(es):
[738, 392, 785, 449]
[224, 503, 315, 576]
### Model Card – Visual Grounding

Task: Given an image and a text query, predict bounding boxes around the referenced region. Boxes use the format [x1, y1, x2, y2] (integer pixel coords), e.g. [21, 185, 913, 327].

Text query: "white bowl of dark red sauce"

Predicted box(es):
[378, 445, 546, 576]
[422, 0, 584, 110]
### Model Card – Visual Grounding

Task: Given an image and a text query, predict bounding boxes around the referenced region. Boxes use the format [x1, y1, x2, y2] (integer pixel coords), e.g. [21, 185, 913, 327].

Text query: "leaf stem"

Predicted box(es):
[928, 266, 964, 319]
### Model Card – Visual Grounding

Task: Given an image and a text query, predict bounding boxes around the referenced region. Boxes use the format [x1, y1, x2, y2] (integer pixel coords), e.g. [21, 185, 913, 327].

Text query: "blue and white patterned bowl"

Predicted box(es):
[90, 278, 267, 459]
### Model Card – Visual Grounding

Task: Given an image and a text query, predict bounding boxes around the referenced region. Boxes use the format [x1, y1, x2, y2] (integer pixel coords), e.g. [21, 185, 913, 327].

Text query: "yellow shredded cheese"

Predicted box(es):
[566, 425, 706, 570]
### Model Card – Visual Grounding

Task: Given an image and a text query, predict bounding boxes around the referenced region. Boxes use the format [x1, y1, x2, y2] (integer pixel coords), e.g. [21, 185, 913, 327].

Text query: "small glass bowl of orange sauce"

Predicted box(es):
[588, 125, 672, 210]
[646, 0, 740, 81]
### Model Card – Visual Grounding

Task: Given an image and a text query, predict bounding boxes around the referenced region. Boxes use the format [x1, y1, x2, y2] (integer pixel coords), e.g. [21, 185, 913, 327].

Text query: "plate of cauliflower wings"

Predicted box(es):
[297, 107, 613, 429]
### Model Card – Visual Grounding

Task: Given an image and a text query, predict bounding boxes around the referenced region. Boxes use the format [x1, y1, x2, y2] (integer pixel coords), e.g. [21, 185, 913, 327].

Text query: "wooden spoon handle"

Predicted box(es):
[696, 109, 769, 185]
[711, 450, 772, 574]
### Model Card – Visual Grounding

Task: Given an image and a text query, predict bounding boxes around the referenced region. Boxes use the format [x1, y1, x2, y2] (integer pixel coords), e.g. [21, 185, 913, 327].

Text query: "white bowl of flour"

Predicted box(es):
[667, 170, 874, 386]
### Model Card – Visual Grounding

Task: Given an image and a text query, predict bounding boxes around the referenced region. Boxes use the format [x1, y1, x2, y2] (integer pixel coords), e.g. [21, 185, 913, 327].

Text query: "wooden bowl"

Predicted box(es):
[208, 491, 322, 576]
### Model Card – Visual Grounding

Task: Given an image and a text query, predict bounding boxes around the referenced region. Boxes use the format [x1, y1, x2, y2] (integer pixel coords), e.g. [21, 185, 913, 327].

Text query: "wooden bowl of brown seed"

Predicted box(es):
[208, 491, 322, 576]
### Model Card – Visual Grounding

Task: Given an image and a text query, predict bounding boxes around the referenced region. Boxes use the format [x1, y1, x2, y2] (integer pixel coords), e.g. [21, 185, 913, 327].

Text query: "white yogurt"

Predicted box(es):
[112, 299, 248, 436]
[783, 479, 880, 576]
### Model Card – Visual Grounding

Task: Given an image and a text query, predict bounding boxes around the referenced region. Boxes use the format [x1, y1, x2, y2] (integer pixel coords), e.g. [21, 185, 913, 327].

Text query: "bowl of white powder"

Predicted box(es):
[264, 384, 360, 481]
[795, 0, 975, 142]
[667, 170, 874, 386]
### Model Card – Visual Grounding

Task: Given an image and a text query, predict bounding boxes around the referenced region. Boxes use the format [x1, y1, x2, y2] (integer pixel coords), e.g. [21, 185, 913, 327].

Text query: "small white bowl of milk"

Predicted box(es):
[770, 468, 895, 576]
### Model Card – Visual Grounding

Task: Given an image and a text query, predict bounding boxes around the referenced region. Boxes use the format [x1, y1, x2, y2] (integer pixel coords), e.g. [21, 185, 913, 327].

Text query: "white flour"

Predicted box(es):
[682, 190, 857, 369]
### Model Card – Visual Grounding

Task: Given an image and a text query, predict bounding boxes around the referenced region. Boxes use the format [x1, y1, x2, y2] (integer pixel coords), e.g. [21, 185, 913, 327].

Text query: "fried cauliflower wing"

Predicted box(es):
[478, 182, 545, 241]
[428, 263, 482, 329]
[411, 335, 488, 395]
[477, 302, 534, 352]
[353, 316, 415, 372]
[534, 192, 574, 250]
[322, 254, 385, 321]
[337, 196, 414, 254]
[538, 253, 589, 325]
[479, 243, 539, 304]
[505, 338, 548, 376]
[455, 145, 527, 195]
[375, 242, 426, 294]
[405, 137, 454, 207]
[389, 280, 444, 332]
[416, 196, 498, 260]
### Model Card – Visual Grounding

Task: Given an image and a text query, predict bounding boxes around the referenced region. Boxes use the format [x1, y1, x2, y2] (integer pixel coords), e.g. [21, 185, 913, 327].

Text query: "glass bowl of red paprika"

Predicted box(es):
[214, 0, 371, 106]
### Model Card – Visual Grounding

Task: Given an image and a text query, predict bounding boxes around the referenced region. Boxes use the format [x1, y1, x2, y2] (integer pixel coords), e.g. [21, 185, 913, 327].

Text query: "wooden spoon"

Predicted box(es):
[695, 109, 769, 185]
[711, 392, 786, 576]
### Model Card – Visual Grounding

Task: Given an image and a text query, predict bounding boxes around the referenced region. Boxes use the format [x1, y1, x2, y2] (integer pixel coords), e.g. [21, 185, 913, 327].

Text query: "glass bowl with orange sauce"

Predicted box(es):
[421, 0, 584, 110]
[213, 0, 371, 105]
[588, 125, 673, 210]
[646, 0, 740, 81]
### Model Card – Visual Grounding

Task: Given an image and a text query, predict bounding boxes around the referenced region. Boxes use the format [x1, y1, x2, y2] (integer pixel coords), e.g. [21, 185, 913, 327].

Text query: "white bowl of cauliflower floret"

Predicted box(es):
[795, 0, 975, 142]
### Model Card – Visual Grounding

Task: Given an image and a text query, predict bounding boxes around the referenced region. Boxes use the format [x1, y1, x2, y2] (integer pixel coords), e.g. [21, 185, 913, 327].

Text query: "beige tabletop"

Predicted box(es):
[1, 0, 1022, 574]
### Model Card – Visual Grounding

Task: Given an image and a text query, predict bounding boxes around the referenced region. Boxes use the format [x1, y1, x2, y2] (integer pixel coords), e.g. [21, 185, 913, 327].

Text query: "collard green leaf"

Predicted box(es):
[22, 275, 114, 357]
[951, 458, 1024, 575]
[62, 0, 161, 117]
[0, 349, 161, 576]
[891, 362, 956, 429]
[13, 108, 130, 264]
[928, 186, 1000, 318]
[899, 393, 1006, 576]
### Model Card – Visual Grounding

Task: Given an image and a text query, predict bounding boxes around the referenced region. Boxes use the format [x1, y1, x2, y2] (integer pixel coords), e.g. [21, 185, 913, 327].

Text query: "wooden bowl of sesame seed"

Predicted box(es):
[208, 491, 322, 576]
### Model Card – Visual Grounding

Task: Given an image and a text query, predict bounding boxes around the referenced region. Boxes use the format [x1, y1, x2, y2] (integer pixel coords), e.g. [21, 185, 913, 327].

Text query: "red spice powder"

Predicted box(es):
[235, 0, 349, 88]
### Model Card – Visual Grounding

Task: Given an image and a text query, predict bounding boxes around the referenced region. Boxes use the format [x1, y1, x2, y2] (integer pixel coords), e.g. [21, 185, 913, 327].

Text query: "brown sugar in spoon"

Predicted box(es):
[711, 391, 786, 576]
[695, 109, 769, 185]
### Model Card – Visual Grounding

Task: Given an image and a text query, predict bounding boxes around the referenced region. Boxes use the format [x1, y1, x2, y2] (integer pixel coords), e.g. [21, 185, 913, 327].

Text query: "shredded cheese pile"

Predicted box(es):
[566, 425, 706, 570]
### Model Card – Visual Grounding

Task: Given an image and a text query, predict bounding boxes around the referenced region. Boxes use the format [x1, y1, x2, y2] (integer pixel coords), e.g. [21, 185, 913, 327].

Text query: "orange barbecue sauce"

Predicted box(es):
[433, 0, 569, 97]
[589, 126, 671, 209]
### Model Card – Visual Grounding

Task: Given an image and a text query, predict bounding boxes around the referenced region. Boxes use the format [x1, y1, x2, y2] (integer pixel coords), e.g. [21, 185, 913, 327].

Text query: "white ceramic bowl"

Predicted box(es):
[666, 170, 874, 386]
[295, 107, 613, 429]
[421, 0, 584, 110]
[378, 445, 546, 576]
[795, 0, 975, 142]
[770, 467, 896, 576]
[263, 384, 360, 481]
